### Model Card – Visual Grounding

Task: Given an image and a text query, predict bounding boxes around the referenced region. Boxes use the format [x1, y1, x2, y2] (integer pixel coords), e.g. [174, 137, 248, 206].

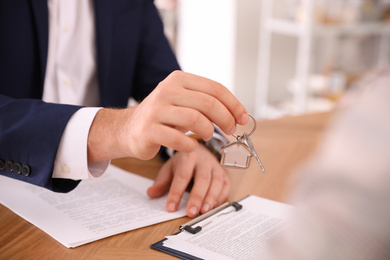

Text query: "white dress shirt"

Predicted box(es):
[43, 0, 224, 181]
[43, 0, 108, 180]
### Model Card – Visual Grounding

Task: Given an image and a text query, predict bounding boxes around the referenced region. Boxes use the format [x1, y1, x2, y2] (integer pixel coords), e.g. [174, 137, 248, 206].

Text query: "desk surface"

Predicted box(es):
[0, 112, 331, 259]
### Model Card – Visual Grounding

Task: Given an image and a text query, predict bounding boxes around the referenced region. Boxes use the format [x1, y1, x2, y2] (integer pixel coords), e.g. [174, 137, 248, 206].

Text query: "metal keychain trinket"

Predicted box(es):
[220, 114, 266, 173]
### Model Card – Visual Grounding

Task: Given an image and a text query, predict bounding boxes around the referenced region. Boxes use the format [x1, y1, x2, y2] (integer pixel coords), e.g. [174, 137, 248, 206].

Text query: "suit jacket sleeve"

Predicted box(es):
[0, 95, 82, 192]
[132, 0, 181, 101]
[0, 0, 180, 192]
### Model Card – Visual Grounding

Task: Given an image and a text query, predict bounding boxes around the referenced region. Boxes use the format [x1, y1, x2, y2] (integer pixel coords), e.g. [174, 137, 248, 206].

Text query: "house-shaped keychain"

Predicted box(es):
[220, 142, 253, 169]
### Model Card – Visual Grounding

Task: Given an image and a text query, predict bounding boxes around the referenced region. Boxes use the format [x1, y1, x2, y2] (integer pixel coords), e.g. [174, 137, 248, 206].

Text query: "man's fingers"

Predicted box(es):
[199, 168, 225, 214]
[147, 160, 173, 198]
[148, 125, 199, 154]
[166, 71, 249, 126]
[170, 90, 237, 136]
[185, 163, 212, 217]
[215, 173, 230, 208]
[158, 106, 215, 141]
[165, 158, 196, 213]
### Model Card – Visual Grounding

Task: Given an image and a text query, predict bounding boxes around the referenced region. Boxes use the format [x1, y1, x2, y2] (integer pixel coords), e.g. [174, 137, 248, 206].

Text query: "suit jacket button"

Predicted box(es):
[5, 160, 13, 172]
[0, 160, 5, 170]
[13, 162, 22, 174]
[21, 164, 31, 176]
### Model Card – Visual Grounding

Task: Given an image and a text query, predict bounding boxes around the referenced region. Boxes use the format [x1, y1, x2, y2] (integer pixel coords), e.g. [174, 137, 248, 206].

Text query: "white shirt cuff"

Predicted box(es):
[52, 107, 110, 180]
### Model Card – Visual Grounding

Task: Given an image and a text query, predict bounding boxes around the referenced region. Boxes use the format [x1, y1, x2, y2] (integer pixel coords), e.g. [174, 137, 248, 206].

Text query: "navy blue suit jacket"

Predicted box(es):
[0, 0, 180, 192]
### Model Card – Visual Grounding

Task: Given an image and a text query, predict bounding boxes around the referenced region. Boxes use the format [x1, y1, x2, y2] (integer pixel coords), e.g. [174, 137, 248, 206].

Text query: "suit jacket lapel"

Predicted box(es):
[29, 0, 49, 85]
[93, 0, 112, 92]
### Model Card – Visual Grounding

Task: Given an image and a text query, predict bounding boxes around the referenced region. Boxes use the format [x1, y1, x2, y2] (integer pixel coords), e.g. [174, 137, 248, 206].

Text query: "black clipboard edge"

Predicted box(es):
[150, 232, 204, 260]
[150, 196, 251, 259]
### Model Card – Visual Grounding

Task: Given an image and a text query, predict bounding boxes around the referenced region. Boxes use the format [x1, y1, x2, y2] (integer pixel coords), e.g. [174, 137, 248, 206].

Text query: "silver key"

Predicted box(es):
[243, 133, 266, 174]
[220, 114, 267, 173]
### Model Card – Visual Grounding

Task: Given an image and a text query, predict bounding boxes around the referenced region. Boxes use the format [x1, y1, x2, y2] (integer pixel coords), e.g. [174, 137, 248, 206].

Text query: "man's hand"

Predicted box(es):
[147, 144, 230, 218]
[86, 71, 246, 217]
[87, 71, 248, 163]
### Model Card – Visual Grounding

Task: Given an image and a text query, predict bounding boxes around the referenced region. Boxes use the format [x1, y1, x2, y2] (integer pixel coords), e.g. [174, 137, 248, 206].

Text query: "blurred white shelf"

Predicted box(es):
[314, 22, 390, 36]
[266, 19, 390, 37]
[255, 0, 390, 119]
[264, 19, 305, 36]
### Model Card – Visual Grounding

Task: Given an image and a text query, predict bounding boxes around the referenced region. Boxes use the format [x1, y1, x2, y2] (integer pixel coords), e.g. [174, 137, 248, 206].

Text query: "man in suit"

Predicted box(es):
[0, 0, 249, 218]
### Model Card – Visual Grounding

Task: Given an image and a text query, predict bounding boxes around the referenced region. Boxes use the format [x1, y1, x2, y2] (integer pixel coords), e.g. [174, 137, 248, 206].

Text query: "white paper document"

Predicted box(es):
[0, 164, 189, 248]
[160, 195, 293, 260]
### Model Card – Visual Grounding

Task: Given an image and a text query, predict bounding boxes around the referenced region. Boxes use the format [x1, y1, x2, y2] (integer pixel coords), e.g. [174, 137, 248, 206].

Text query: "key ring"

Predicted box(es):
[232, 114, 256, 141]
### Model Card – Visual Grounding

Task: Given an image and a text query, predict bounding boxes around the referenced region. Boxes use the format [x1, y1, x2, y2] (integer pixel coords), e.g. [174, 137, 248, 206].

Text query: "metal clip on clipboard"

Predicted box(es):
[180, 202, 243, 234]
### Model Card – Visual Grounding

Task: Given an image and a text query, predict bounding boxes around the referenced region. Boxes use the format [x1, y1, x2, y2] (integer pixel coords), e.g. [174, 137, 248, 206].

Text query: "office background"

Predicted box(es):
[155, 0, 390, 118]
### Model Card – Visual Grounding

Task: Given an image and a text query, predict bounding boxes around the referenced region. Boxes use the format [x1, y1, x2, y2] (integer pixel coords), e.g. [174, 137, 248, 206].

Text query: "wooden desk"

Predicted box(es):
[0, 112, 331, 259]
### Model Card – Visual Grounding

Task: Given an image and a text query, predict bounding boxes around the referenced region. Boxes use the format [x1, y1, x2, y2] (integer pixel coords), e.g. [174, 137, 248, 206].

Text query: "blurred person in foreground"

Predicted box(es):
[264, 68, 390, 259]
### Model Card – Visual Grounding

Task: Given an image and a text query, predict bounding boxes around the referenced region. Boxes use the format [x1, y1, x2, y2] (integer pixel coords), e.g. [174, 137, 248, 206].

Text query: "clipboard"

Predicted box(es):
[150, 235, 204, 260]
[150, 199, 245, 260]
[150, 195, 293, 260]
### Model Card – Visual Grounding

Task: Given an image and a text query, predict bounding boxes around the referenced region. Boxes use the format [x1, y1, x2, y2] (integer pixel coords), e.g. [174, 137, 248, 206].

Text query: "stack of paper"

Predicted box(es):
[0, 165, 189, 248]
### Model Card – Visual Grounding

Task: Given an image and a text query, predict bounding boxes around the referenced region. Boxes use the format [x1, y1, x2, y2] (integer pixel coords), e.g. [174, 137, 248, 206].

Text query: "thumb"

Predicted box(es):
[147, 160, 173, 198]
